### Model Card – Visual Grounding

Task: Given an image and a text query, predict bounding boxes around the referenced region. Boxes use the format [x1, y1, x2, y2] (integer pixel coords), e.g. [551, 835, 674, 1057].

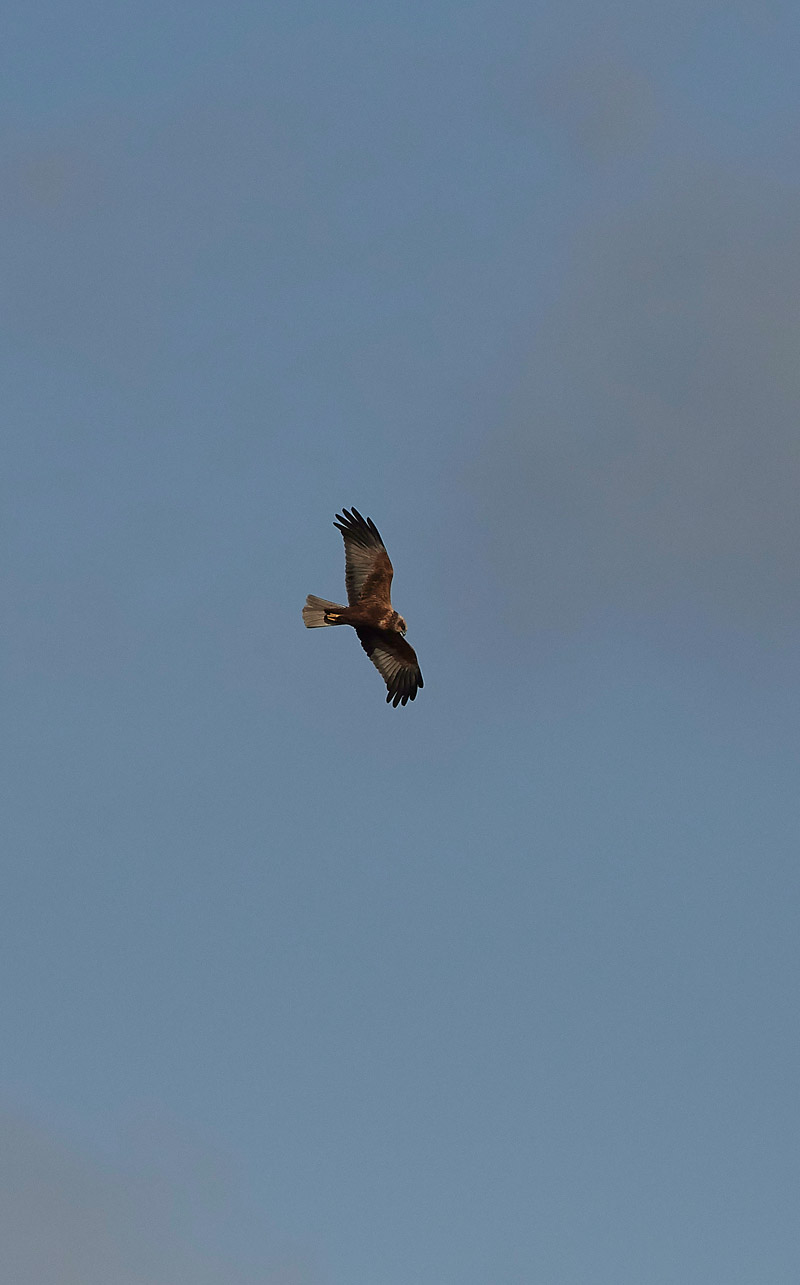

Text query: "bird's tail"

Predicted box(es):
[302, 595, 348, 628]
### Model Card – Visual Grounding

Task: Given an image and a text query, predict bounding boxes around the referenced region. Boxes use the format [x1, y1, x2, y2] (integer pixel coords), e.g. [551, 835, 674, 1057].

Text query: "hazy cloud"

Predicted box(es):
[478, 165, 800, 642]
[0, 1116, 312, 1285]
[534, 53, 657, 160]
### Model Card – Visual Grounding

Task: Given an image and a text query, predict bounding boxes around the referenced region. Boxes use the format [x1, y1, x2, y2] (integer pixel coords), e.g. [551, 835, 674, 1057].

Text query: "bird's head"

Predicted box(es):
[396, 615, 407, 636]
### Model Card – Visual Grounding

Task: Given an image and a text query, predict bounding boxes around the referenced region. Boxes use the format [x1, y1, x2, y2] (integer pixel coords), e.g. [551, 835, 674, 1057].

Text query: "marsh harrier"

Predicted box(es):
[303, 508, 424, 707]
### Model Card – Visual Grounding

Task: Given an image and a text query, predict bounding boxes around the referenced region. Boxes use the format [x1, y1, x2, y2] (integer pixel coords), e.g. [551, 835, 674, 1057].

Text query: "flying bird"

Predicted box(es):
[303, 508, 424, 706]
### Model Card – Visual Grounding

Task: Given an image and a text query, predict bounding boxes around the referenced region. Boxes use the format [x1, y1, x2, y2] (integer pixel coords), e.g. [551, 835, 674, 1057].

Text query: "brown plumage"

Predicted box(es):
[303, 507, 424, 707]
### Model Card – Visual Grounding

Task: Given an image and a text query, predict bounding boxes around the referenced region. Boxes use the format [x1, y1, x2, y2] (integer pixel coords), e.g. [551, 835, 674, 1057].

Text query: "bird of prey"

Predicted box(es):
[303, 507, 424, 706]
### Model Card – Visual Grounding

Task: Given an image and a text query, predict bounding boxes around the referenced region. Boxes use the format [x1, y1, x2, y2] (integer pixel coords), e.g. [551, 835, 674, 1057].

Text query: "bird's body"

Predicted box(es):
[303, 508, 424, 706]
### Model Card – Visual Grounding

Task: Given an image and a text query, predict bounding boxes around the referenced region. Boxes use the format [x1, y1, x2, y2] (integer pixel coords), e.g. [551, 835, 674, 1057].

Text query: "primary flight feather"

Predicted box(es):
[302, 507, 424, 707]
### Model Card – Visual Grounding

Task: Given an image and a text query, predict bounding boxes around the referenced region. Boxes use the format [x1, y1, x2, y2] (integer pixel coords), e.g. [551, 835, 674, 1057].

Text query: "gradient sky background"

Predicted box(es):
[3, 2, 800, 1282]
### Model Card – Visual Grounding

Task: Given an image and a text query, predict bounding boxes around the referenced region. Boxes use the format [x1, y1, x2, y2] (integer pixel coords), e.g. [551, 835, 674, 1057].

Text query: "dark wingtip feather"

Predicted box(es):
[333, 506, 384, 548]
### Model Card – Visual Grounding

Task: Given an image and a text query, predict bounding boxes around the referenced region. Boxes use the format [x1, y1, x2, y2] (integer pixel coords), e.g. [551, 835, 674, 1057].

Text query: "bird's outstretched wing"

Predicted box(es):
[334, 508, 394, 606]
[355, 627, 424, 707]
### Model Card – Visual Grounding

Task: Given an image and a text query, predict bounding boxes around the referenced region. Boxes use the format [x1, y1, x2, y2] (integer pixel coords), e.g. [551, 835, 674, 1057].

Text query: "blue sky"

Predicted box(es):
[3, 2, 799, 1282]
